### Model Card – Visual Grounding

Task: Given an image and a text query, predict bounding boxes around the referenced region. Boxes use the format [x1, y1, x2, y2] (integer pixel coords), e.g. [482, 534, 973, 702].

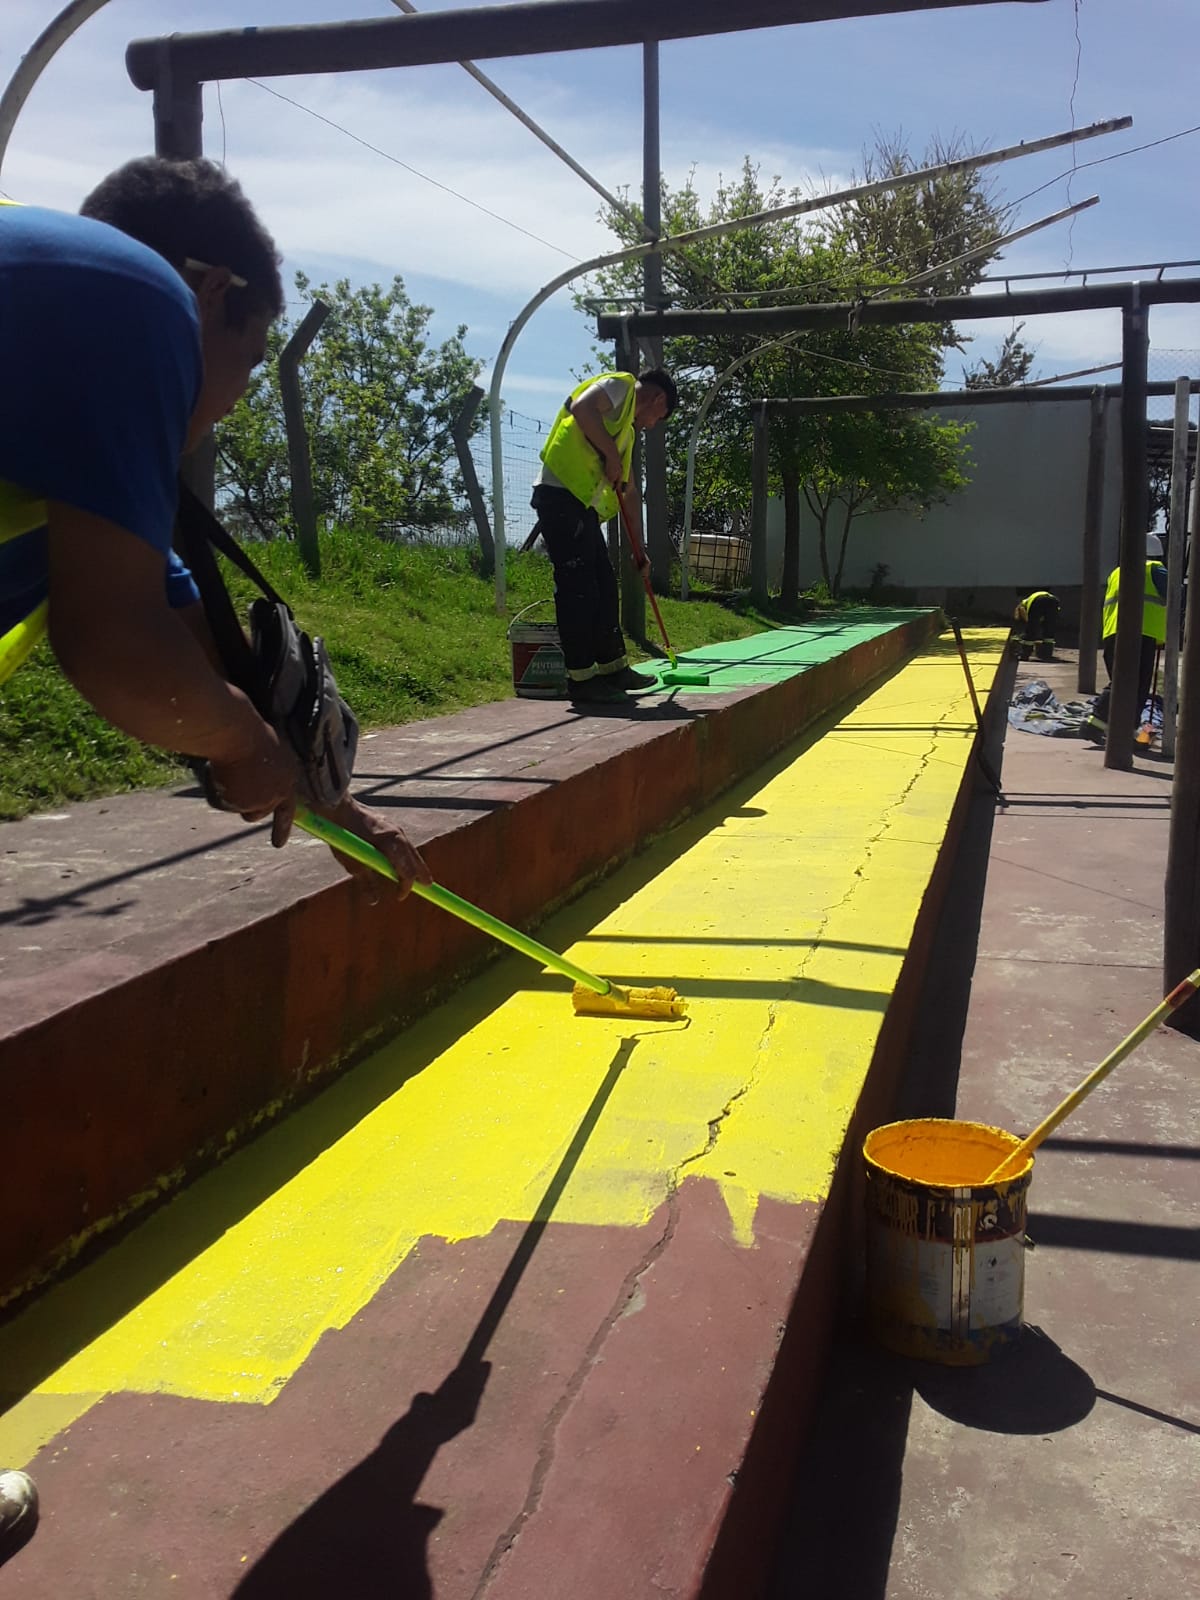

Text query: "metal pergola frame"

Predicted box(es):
[118, 0, 1053, 620]
[751, 379, 1198, 694]
[600, 288, 1200, 1007]
[124, 1, 1048, 101]
[598, 277, 1200, 776]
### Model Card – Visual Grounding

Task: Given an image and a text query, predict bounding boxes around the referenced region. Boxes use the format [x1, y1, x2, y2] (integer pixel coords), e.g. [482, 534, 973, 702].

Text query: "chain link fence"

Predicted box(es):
[352, 350, 1200, 556]
[399, 404, 546, 551]
[470, 406, 547, 550]
[1148, 346, 1200, 421]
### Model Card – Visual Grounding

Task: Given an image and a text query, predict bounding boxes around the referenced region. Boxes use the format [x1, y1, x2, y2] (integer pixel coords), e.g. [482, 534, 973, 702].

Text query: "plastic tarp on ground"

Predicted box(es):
[1008, 678, 1163, 739]
[1008, 679, 1095, 737]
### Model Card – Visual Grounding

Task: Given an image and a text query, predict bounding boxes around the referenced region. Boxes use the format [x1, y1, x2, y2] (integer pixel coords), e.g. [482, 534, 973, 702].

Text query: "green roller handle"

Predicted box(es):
[295, 807, 609, 997]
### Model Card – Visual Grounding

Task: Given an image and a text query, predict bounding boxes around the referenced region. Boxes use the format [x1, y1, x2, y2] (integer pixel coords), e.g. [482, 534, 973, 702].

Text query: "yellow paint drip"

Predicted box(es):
[0, 630, 1005, 1459]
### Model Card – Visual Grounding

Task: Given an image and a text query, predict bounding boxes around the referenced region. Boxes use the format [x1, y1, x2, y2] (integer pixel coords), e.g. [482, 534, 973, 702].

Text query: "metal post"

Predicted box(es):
[615, 335, 645, 641]
[1162, 376, 1191, 758]
[452, 385, 495, 576]
[152, 68, 202, 160]
[1164, 450, 1200, 1036]
[641, 41, 670, 595]
[1077, 389, 1107, 695]
[750, 402, 770, 607]
[1105, 298, 1149, 771]
[152, 70, 216, 507]
[278, 299, 329, 578]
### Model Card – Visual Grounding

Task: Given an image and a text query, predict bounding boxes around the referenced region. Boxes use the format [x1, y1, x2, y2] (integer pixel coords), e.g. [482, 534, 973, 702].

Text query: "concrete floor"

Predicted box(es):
[0, 628, 1005, 1599]
[770, 649, 1199, 1600]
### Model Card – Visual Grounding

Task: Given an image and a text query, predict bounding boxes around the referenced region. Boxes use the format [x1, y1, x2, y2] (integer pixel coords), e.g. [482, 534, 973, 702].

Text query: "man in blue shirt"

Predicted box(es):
[0, 158, 430, 1562]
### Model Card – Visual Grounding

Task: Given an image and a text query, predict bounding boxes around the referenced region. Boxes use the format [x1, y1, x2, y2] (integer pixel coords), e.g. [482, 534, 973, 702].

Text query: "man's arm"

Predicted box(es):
[570, 385, 625, 488]
[46, 503, 297, 818]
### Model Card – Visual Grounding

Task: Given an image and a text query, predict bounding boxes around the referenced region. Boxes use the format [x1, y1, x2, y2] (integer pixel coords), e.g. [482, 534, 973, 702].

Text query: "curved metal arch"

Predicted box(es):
[0, 0, 116, 181]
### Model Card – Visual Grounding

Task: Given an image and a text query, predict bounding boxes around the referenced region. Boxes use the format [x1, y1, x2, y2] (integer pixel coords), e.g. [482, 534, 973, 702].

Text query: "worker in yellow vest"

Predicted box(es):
[532, 368, 677, 705]
[1084, 533, 1168, 742]
[1012, 589, 1060, 661]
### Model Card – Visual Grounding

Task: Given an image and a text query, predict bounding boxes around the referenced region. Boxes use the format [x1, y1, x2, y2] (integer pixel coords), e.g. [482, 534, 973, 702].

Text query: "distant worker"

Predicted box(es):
[531, 367, 678, 705]
[1084, 533, 1167, 743]
[1012, 589, 1060, 662]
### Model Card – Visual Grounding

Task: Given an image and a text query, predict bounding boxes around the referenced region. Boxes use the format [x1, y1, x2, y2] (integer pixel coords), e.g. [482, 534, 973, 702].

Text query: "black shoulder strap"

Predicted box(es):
[173, 482, 287, 694]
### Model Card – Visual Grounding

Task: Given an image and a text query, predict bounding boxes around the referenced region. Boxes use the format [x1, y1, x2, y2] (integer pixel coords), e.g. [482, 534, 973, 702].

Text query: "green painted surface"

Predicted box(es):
[641, 609, 934, 692]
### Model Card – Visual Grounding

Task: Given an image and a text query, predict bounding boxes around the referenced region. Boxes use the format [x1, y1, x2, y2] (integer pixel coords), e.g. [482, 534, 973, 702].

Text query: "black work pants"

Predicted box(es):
[1091, 634, 1158, 730]
[531, 485, 626, 678]
[1023, 596, 1059, 645]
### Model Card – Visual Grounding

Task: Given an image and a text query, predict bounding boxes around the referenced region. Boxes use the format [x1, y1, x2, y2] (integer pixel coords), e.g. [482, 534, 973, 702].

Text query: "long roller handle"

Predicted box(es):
[295, 808, 610, 996]
[617, 490, 677, 667]
[986, 966, 1200, 1181]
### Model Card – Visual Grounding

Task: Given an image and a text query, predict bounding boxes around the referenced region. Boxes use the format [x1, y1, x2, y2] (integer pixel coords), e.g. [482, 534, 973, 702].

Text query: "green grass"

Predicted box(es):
[0, 536, 786, 820]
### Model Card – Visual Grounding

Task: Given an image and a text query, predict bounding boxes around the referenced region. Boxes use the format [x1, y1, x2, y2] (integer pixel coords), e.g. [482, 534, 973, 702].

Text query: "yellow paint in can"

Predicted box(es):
[863, 1118, 1033, 1366]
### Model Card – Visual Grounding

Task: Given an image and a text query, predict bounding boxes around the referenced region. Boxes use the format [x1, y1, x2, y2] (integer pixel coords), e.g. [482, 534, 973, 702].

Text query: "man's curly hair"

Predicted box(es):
[81, 157, 284, 326]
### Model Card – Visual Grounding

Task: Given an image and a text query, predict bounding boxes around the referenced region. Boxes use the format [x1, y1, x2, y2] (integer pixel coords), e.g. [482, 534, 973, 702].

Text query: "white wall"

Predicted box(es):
[764, 400, 1123, 602]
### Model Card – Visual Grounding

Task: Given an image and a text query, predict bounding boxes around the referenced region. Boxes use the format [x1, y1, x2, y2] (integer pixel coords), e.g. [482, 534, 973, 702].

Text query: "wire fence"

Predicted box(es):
[330, 349, 1200, 557]
[393, 404, 547, 550]
[470, 406, 548, 549]
[1148, 347, 1200, 422]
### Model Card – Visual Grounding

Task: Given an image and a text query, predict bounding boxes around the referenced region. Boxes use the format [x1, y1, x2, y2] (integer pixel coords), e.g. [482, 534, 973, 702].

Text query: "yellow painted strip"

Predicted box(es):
[0, 630, 1004, 1456]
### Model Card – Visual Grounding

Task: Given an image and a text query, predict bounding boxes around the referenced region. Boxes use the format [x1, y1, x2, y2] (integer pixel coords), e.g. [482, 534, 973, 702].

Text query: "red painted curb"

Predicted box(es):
[1, 615, 935, 1307]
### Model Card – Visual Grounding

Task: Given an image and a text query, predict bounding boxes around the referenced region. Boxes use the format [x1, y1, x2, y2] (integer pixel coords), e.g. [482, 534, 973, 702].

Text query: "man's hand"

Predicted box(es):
[206, 721, 302, 839]
[318, 794, 432, 897]
[602, 447, 625, 489]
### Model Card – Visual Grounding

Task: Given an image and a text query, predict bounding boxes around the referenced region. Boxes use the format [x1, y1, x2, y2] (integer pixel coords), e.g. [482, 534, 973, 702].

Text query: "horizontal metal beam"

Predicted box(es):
[761, 379, 1200, 414]
[127, 0, 1048, 88]
[597, 277, 1200, 338]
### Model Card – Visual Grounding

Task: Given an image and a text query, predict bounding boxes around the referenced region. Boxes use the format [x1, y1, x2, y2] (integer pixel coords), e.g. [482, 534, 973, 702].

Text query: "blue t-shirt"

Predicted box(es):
[0, 205, 203, 639]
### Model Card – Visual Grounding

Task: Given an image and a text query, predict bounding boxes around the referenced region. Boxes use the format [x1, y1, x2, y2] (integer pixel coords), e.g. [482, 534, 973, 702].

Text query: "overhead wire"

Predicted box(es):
[1007, 122, 1200, 212]
[1065, 0, 1083, 266]
[245, 77, 577, 260]
[216, 80, 227, 167]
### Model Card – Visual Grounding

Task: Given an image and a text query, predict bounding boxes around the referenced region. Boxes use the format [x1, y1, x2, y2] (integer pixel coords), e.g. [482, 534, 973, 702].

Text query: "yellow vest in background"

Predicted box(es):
[1016, 589, 1054, 621]
[1101, 562, 1167, 644]
[539, 372, 637, 522]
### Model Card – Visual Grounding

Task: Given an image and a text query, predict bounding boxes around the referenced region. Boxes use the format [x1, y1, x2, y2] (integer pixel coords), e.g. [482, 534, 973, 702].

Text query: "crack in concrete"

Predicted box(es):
[470, 1169, 687, 1599]
[675, 1005, 779, 1178]
[470, 695, 965, 1596]
[821, 710, 955, 919]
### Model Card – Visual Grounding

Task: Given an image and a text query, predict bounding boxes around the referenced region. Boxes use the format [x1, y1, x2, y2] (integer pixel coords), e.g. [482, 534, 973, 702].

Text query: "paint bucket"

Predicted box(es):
[863, 1118, 1034, 1366]
[508, 601, 566, 699]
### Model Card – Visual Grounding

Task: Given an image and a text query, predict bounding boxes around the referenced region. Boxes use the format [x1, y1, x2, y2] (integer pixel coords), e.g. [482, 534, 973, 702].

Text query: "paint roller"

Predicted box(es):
[294, 807, 688, 1021]
[616, 490, 711, 689]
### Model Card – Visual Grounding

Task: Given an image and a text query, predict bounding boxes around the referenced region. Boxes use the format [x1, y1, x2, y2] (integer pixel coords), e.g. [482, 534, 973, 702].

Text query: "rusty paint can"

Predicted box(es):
[508, 602, 566, 699]
[863, 1118, 1033, 1366]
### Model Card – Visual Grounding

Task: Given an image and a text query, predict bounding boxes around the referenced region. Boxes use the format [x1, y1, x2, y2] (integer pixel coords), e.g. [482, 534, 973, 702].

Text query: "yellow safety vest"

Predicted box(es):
[0, 201, 51, 683]
[1015, 589, 1055, 621]
[1101, 562, 1167, 644]
[539, 372, 637, 522]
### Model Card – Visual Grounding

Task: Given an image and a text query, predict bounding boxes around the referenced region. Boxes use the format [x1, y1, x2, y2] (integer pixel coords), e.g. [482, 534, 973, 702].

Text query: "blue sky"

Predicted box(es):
[3, 0, 1199, 431]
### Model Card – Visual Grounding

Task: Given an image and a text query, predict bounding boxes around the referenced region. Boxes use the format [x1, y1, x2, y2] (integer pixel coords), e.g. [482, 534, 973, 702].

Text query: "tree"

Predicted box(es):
[217, 272, 483, 542]
[802, 408, 972, 595]
[587, 137, 1010, 598]
[963, 323, 1038, 389]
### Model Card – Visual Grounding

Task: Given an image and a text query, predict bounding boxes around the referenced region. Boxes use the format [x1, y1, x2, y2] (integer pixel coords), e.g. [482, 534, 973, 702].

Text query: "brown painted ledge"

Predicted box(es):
[0, 611, 938, 1308]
